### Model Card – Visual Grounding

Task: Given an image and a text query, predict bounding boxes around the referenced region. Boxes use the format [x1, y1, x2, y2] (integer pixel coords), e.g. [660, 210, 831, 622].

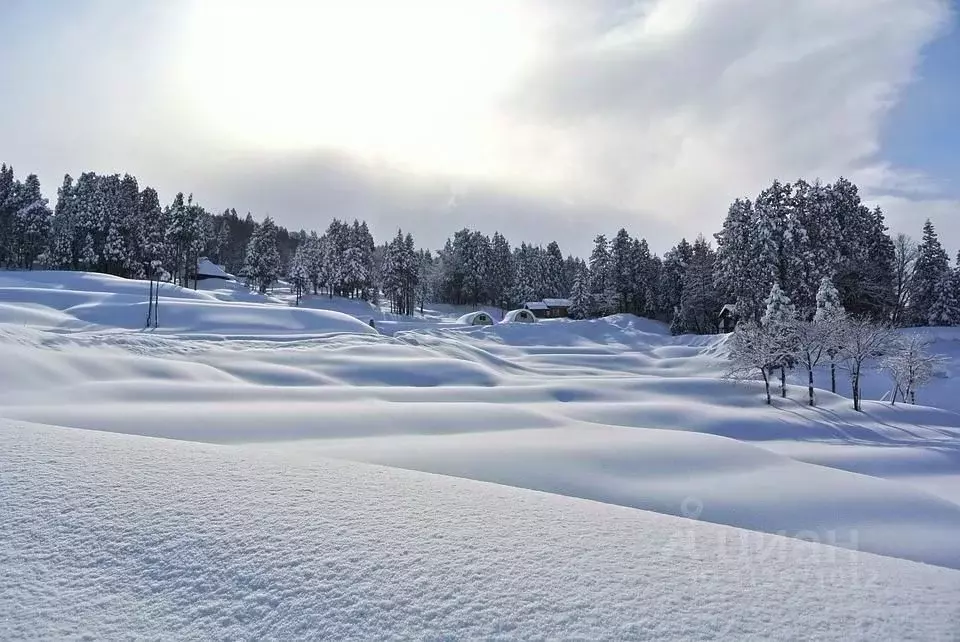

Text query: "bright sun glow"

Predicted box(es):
[177, 0, 538, 176]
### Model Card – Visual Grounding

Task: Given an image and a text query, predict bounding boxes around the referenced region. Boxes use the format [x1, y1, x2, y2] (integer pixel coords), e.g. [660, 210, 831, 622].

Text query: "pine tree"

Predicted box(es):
[630, 237, 652, 316]
[49, 175, 78, 269]
[488, 232, 514, 311]
[657, 240, 691, 319]
[760, 282, 798, 398]
[289, 242, 311, 305]
[814, 276, 845, 393]
[610, 229, 633, 313]
[244, 216, 281, 293]
[909, 220, 950, 325]
[588, 234, 616, 316]
[568, 265, 591, 320]
[928, 270, 960, 326]
[679, 236, 719, 334]
[785, 180, 842, 317]
[13, 174, 52, 269]
[542, 241, 566, 298]
[0, 164, 17, 267]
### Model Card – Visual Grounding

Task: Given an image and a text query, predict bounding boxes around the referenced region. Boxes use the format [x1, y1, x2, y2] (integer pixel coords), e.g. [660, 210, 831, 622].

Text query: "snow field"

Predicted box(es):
[2, 270, 960, 637]
[3, 421, 960, 641]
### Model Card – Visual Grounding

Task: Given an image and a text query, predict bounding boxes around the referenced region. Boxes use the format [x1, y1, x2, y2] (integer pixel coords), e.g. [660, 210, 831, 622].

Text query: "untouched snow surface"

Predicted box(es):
[4, 422, 960, 640]
[3, 271, 960, 637]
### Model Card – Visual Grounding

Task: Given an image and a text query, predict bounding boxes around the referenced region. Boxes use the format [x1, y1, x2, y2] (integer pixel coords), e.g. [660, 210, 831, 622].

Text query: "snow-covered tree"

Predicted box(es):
[568, 265, 591, 320]
[0, 164, 16, 267]
[658, 240, 691, 319]
[588, 235, 616, 316]
[814, 276, 845, 393]
[679, 235, 719, 334]
[610, 229, 634, 313]
[838, 317, 896, 412]
[928, 269, 960, 327]
[244, 216, 282, 293]
[882, 334, 946, 405]
[13, 173, 52, 269]
[907, 220, 948, 325]
[542, 241, 567, 299]
[289, 242, 311, 305]
[890, 233, 917, 327]
[726, 321, 780, 405]
[487, 232, 514, 311]
[760, 282, 798, 398]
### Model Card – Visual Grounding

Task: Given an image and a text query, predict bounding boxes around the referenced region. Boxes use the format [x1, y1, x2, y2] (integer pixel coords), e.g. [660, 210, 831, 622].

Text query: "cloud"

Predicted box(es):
[1, 0, 955, 256]
[486, 0, 954, 238]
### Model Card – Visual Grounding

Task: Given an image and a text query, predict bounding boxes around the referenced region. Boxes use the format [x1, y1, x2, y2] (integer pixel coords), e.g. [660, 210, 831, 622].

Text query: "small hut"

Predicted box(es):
[502, 309, 538, 324]
[457, 311, 495, 326]
[522, 301, 549, 319]
[718, 303, 738, 333]
[542, 298, 572, 318]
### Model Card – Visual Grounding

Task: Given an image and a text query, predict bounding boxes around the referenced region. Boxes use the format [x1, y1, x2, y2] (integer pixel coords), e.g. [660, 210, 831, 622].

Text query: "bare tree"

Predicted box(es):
[891, 233, 917, 327]
[726, 321, 780, 405]
[881, 334, 946, 405]
[838, 317, 897, 411]
[792, 318, 836, 407]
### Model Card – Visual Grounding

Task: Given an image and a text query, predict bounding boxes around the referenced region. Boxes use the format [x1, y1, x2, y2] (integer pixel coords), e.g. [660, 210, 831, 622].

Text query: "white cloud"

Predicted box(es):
[2, 0, 955, 255]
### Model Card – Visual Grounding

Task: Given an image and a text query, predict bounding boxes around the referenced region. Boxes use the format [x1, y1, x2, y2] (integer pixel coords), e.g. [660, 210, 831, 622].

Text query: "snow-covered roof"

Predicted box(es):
[502, 309, 538, 323]
[719, 303, 737, 317]
[457, 311, 494, 325]
[196, 258, 234, 280]
[524, 301, 549, 310]
[542, 298, 572, 308]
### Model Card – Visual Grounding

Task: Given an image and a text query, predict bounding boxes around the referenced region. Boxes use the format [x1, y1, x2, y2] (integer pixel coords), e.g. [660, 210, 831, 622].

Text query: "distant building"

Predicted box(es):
[193, 258, 234, 282]
[524, 299, 571, 319]
[457, 311, 495, 326]
[718, 303, 738, 333]
[502, 309, 538, 323]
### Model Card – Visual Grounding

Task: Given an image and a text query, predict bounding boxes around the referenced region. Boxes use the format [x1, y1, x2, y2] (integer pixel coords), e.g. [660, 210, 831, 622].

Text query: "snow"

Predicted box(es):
[195, 257, 234, 279]
[0, 271, 377, 337]
[3, 270, 960, 637]
[542, 297, 572, 307]
[4, 421, 960, 641]
[524, 300, 548, 310]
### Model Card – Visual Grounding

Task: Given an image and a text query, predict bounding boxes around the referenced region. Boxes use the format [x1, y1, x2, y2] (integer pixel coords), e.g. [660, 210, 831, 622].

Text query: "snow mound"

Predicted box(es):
[0, 271, 377, 337]
[3, 421, 959, 641]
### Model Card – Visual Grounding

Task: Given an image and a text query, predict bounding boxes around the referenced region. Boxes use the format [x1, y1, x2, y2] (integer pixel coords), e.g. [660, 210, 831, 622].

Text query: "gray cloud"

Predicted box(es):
[0, 0, 955, 256]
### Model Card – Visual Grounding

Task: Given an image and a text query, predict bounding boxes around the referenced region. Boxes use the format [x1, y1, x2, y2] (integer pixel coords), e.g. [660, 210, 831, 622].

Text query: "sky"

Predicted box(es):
[0, 0, 957, 257]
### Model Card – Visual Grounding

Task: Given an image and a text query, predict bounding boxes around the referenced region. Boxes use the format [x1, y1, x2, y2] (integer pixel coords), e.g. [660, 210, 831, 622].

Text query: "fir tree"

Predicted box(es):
[13, 174, 52, 269]
[568, 265, 591, 320]
[760, 282, 798, 398]
[814, 277, 845, 393]
[909, 220, 950, 325]
[244, 216, 281, 293]
[928, 270, 960, 327]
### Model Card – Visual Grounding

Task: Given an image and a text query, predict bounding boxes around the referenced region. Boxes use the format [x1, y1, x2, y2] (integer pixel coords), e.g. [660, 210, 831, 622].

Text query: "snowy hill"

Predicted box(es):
[4, 421, 960, 640]
[2, 270, 960, 637]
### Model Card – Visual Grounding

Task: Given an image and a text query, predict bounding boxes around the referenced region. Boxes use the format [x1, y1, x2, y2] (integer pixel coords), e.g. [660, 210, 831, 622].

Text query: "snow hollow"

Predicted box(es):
[2, 270, 960, 639]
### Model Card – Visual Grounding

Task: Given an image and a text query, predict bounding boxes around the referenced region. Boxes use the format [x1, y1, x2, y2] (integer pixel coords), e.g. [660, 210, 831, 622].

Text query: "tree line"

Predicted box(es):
[1, 162, 958, 328]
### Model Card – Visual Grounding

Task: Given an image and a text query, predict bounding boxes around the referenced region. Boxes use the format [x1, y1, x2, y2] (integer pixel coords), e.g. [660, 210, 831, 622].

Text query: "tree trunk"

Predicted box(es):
[807, 368, 815, 406]
[761, 369, 771, 405]
[146, 278, 154, 328]
[830, 361, 836, 393]
[780, 366, 787, 398]
[852, 369, 861, 412]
